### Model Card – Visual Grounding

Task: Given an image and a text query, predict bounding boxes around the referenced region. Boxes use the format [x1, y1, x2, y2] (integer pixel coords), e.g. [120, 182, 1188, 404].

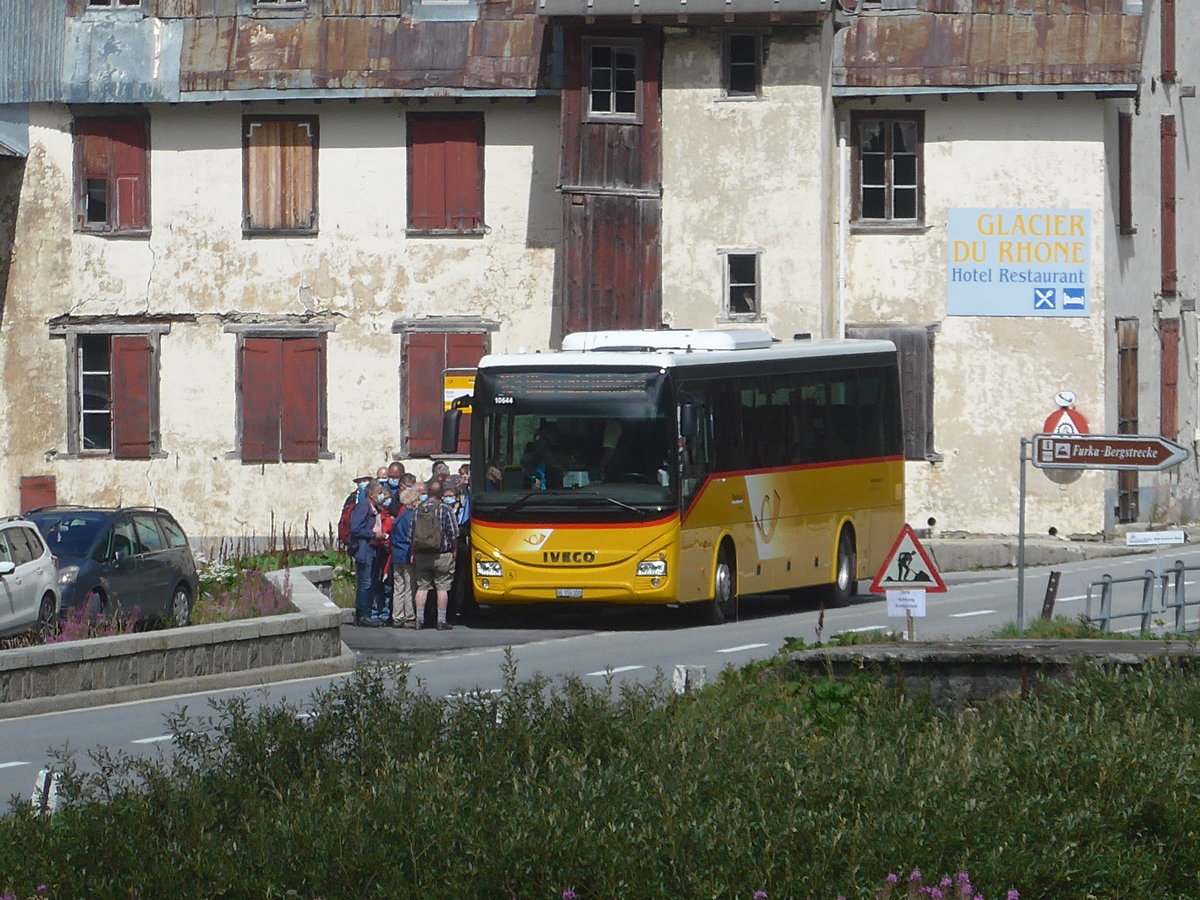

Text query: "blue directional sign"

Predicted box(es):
[948, 208, 1091, 317]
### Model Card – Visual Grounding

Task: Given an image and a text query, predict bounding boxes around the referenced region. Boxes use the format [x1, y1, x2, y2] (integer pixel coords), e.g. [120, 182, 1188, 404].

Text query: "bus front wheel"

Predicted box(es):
[824, 529, 857, 608]
[704, 545, 738, 625]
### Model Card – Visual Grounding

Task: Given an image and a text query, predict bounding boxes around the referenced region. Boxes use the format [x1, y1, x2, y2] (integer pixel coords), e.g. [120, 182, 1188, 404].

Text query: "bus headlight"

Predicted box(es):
[476, 560, 503, 577]
[636, 559, 667, 577]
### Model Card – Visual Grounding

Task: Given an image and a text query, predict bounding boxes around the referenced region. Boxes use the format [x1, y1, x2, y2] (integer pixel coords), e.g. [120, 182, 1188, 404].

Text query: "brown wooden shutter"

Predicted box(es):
[241, 338, 282, 462]
[1162, 115, 1177, 295]
[408, 115, 482, 231]
[1161, 318, 1179, 442]
[111, 335, 154, 459]
[1118, 113, 1133, 234]
[245, 119, 316, 231]
[405, 332, 446, 456]
[1162, 0, 1177, 83]
[280, 337, 322, 462]
[110, 119, 147, 231]
[446, 331, 488, 455]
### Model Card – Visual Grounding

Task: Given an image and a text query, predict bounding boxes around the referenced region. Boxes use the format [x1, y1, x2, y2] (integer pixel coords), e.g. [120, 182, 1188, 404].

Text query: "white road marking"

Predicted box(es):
[950, 610, 997, 619]
[836, 625, 887, 634]
[1057, 595, 1086, 603]
[130, 735, 173, 745]
[585, 665, 644, 677]
[715, 643, 769, 654]
[0, 761, 30, 770]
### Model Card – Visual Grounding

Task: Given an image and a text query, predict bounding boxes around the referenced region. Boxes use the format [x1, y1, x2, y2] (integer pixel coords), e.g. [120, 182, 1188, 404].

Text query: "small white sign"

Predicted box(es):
[887, 588, 927, 617]
[1125, 530, 1186, 547]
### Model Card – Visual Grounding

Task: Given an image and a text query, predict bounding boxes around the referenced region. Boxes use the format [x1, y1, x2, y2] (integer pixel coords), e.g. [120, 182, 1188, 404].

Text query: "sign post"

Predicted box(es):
[871, 525, 946, 639]
[1017, 433, 1191, 633]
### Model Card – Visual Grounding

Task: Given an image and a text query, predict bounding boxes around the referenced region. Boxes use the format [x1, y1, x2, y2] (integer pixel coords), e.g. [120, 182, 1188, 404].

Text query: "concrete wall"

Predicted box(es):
[0, 99, 559, 540]
[1108, 0, 1200, 525]
[841, 96, 1111, 535]
[660, 25, 831, 338]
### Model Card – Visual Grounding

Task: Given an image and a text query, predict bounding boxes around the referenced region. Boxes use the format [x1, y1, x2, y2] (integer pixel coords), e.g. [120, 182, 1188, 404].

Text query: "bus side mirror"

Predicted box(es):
[441, 409, 462, 454]
[679, 403, 698, 439]
[441, 395, 472, 453]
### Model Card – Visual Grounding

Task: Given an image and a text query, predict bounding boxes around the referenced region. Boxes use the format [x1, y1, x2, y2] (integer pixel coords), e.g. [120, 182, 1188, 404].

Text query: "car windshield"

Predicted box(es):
[29, 511, 110, 558]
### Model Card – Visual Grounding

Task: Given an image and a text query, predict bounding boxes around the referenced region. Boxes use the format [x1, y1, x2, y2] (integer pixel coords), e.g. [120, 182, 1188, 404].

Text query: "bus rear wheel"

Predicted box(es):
[703, 545, 738, 625]
[824, 529, 857, 608]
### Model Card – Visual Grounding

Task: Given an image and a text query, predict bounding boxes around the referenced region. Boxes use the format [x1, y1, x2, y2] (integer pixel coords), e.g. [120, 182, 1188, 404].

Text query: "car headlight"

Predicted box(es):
[57, 565, 80, 586]
[636, 559, 667, 577]
[476, 560, 503, 577]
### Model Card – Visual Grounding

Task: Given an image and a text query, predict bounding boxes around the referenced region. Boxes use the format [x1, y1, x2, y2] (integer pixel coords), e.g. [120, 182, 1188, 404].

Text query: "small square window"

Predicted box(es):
[723, 252, 760, 319]
[724, 34, 762, 98]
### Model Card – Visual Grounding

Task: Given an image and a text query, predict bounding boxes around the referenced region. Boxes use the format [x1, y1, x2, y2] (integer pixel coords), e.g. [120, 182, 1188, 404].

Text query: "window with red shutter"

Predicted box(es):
[239, 335, 325, 463]
[58, 328, 163, 457]
[407, 114, 484, 234]
[403, 330, 488, 456]
[74, 117, 149, 234]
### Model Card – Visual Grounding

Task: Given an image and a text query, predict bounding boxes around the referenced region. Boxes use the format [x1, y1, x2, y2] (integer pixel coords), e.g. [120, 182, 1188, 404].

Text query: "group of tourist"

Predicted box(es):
[341, 461, 472, 631]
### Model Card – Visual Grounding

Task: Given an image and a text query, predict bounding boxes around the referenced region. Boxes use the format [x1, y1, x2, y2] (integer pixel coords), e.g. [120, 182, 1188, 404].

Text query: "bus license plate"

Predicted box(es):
[556, 588, 583, 599]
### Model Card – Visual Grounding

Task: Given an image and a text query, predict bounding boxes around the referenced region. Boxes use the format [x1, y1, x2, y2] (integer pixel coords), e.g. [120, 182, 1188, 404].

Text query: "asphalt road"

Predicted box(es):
[4, 543, 1200, 808]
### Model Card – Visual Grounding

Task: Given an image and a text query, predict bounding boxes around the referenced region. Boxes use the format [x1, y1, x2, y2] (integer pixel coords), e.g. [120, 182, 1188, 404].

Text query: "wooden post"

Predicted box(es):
[1040, 570, 1061, 621]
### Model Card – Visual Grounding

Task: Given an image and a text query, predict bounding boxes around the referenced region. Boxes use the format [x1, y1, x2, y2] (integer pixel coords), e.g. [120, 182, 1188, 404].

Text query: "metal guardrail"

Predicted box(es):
[1084, 561, 1199, 635]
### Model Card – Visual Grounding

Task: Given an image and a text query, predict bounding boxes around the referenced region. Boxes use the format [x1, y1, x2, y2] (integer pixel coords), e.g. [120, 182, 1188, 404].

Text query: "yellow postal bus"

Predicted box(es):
[448, 329, 904, 623]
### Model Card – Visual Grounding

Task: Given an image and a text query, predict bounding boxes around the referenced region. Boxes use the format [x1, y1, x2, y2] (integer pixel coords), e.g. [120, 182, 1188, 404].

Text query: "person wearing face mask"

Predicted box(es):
[412, 479, 460, 630]
[369, 466, 397, 624]
[385, 461, 405, 497]
[349, 480, 390, 627]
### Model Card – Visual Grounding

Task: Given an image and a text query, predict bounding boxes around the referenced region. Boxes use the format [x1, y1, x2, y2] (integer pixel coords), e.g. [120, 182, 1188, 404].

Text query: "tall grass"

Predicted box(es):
[2, 653, 1198, 899]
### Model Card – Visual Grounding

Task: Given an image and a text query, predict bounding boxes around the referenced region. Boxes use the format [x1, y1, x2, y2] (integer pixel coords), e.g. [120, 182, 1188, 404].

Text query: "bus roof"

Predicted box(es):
[478, 331, 897, 371]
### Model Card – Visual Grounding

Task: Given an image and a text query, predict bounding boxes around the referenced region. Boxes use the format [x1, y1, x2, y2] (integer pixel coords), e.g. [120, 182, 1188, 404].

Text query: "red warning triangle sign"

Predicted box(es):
[869, 524, 947, 594]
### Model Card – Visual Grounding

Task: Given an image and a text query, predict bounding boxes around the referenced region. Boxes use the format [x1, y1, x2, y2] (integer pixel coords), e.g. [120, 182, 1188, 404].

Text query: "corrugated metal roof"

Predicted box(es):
[0, 0, 68, 104]
[2, 1, 545, 104]
[535, 0, 829, 16]
[834, 1, 1143, 93]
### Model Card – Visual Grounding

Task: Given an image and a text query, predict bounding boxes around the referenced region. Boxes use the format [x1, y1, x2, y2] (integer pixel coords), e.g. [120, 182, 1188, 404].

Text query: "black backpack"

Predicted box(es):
[412, 503, 443, 553]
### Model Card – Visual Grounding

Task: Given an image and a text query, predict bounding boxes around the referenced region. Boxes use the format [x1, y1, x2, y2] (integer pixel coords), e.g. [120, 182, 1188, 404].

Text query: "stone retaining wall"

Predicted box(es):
[778, 639, 1200, 709]
[0, 566, 356, 719]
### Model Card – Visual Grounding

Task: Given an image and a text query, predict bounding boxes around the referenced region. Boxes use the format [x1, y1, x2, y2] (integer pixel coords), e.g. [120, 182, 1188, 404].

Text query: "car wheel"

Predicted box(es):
[36, 592, 57, 638]
[171, 584, 192, 626]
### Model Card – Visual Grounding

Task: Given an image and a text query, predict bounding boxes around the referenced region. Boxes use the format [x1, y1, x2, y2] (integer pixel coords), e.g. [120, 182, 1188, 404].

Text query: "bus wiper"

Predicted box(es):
[595, 496, 653, 516]
[500, 491, 542, 515]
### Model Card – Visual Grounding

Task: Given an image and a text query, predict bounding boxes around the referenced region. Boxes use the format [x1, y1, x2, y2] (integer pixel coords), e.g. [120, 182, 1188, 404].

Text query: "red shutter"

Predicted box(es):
[408, 115, 482, 231]
[111, 335, 154, 459]
[447, 332, 488, 455]
[241, 338, 282, 462]
[110, 119, 147, 231]
[281, 337, 322, 462]
[1118, 113, 1133, 234]
[405, 332, 446, 456]
[445, 117, 482, 231]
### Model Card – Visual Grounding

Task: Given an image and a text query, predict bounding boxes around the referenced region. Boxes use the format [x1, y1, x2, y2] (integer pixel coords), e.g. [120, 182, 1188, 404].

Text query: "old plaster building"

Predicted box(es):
[0, 0, 1169, 542]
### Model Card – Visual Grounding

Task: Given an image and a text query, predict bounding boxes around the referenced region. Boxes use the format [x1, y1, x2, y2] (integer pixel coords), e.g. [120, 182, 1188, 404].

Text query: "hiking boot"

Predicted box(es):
[436, 622, 454, 631]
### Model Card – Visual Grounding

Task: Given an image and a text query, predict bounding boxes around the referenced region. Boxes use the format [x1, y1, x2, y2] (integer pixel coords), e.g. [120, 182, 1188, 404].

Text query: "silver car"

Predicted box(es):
[0, 516, 60, 638]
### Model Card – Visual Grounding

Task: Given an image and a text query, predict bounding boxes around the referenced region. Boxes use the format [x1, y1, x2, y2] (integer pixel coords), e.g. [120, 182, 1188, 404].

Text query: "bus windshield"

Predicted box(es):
[473, 368, 675, 516]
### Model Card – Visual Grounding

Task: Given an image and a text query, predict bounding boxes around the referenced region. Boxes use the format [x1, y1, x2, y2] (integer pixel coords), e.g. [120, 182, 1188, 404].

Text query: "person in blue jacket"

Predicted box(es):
[389, 487, 420, 628]
[349, 480, 389, 627]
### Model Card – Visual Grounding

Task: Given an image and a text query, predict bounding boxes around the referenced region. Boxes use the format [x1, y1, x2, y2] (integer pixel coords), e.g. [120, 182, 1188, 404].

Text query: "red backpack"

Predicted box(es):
[337, 495, 356, 552]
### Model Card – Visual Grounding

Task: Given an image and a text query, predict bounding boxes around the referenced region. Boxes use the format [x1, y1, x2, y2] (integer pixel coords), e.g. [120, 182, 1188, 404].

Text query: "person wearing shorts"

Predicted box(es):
[412, 479, 460, 630]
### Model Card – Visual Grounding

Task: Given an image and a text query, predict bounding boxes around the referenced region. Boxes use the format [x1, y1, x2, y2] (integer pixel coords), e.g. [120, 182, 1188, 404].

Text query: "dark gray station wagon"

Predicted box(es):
[28, 506, 199, 627]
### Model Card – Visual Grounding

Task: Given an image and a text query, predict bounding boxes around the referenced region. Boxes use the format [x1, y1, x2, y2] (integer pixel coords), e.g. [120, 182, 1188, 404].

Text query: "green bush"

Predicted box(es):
[4, 653, 1200, 899]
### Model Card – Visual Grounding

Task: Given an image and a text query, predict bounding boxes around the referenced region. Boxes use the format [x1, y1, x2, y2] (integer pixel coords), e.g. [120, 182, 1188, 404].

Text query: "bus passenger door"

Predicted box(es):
[678, 398, 715, 601]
